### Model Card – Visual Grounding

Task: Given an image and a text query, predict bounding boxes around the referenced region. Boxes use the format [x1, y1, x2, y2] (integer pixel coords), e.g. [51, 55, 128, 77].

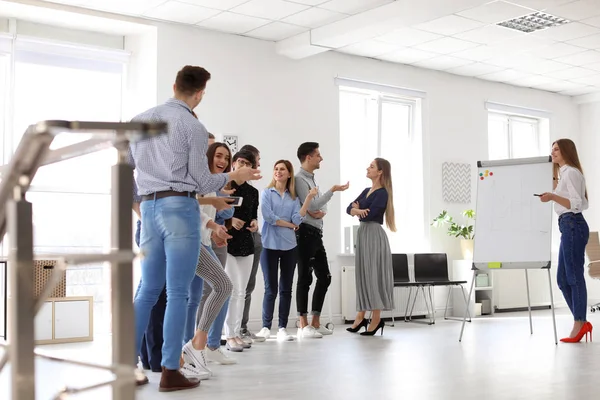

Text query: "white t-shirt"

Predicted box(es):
[553, 165, 588, 216]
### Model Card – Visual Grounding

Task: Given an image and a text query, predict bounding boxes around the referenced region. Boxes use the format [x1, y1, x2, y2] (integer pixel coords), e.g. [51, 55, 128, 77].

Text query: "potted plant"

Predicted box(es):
[431, 209, 475, 259]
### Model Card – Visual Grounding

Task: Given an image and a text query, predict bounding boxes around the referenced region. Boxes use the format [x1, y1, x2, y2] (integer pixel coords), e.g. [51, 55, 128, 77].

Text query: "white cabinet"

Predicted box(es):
[35, 301, 53, 341]
[452, 260, 494, 318]
[34, 296, 93, 344]
[54, 300, 91, 340]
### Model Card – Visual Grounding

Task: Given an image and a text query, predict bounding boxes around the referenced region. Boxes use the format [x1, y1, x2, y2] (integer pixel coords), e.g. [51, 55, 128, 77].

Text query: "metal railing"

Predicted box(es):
[0, 120, 167, 400]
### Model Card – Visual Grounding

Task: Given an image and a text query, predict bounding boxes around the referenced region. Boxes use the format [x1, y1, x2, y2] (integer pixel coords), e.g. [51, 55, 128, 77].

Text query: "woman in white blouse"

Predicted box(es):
[539, 138, 592, 343]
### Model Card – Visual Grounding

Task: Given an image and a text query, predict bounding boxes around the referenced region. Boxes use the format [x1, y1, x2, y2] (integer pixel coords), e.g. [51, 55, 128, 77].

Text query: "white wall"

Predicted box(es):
[123, 29, 158, 120]
[153, 22, 580, 324]
[579, 100, 600, 304]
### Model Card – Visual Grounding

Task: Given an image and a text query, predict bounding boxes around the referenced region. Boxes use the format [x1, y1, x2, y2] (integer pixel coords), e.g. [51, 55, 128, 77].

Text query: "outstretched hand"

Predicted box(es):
[333, 181, 350, 192]
[234, 167, 261, 182]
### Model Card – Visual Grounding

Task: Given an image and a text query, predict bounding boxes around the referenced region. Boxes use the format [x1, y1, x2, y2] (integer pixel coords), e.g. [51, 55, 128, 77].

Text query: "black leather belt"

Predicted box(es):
[141, 190, 197, 202]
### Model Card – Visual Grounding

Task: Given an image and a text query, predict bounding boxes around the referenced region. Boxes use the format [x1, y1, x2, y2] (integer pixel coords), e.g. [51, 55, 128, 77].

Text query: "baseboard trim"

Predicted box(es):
[494, 305, 551, 313]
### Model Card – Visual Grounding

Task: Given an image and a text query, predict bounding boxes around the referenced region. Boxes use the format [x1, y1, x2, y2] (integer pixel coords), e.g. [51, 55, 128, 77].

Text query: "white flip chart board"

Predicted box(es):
[473, 156, 553, 270]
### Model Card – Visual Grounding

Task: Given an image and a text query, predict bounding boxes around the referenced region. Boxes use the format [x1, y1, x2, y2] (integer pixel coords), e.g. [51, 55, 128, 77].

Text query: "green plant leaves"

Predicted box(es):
[431, 209, 475, 240]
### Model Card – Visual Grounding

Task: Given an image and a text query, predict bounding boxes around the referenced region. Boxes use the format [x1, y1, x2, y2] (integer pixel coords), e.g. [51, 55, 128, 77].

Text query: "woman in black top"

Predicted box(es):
[345, 158, 396, 336]
[223, 150, 259, 351]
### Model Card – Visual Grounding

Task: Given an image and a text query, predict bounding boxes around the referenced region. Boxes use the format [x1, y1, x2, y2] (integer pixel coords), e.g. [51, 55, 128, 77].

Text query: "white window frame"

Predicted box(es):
[338, 84, 426, 253]
[489, 112, 543, 159]
[339, 86, 418, 144]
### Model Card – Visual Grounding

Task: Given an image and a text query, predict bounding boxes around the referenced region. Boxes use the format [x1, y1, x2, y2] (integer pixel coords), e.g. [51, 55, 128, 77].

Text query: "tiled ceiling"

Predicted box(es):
[38, 0, 600, 97]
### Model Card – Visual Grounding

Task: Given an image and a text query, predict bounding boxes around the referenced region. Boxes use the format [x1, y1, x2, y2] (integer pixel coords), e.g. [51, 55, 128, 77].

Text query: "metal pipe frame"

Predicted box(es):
[405, 285, 435, 325]
[0, 120, 167, 400]
[443, 284, 472, 323]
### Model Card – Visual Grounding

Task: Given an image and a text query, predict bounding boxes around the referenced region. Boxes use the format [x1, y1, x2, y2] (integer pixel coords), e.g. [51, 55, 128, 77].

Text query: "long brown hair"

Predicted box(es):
[553, 139, 588, 200]
[267, 160, 297, 199]
[206, 142, 232, 173]
[375, 157, 396, 232]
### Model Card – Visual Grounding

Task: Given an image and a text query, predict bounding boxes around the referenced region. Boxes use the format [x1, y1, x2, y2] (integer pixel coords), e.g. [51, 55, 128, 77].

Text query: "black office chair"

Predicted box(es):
[413, 253, 471, 323]
[391, 254, 431, 325]
[392, 253, 410, 284]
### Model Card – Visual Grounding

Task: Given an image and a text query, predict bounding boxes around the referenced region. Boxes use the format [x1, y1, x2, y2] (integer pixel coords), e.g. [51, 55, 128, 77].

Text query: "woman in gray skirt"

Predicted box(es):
[345, 158, 396, 336]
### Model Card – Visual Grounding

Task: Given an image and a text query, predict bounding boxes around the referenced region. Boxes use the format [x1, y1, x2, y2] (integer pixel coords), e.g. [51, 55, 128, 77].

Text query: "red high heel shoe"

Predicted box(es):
[560, 322, 593, 343]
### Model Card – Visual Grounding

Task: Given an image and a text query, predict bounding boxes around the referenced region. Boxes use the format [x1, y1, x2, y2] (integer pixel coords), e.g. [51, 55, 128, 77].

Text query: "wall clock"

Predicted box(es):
[223, 135, 238, 154]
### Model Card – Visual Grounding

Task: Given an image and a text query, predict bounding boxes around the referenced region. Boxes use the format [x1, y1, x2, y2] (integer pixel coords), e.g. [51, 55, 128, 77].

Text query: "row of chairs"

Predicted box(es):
[390, 253, 471, 325]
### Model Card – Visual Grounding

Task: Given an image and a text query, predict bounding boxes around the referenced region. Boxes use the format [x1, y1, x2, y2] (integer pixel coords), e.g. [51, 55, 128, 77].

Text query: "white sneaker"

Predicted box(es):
[242, 328, 266, 343]
[134, 368, 149, 386]
[206, 346, 237, 365]
[277, 328, 296, 342]
[241, 335, 254, 345]
[182, 341, 213, 376]
[316, 325, 333, 336]
[256, 327, 271, 340]
[298, 325, 323, 339]
[180, 362, 211, 381]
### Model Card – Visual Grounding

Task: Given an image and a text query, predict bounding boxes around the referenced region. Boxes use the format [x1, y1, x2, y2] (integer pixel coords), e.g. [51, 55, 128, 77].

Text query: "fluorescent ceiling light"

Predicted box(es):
[497, 12, 570, 33]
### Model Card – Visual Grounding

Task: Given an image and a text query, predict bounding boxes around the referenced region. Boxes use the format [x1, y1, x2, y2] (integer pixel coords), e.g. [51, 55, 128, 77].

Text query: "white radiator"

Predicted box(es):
[341, 266, 428, 321]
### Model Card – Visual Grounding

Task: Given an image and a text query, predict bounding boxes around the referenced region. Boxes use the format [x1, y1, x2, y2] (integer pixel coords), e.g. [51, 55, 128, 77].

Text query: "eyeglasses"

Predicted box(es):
[237, 159, 252, 167]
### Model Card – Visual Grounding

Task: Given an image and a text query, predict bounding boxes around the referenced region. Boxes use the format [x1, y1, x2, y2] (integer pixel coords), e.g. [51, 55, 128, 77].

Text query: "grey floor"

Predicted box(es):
[1, 309, 598, 400]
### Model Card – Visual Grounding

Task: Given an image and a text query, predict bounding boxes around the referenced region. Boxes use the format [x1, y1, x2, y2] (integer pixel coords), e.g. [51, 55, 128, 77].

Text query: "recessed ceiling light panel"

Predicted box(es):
[497, 12, 570, 33]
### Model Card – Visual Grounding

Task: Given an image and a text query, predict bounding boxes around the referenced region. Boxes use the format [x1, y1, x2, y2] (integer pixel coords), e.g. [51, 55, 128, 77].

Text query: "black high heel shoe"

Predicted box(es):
[346, 318, 369, 333]
[360, 320, 384, 336]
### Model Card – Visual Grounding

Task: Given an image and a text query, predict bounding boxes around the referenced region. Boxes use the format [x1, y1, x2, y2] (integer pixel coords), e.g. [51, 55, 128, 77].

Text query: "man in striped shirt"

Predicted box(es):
[129, 65, 260, 392]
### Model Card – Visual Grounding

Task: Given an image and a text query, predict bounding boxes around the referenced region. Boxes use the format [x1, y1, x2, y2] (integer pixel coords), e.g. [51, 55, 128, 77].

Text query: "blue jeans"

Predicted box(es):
[134, 220, 167, 371]
[134, 196, 200, 370]
[557, 212, 589, 322]
[183, 245, 230, 349]
[261, 248, 297, 329]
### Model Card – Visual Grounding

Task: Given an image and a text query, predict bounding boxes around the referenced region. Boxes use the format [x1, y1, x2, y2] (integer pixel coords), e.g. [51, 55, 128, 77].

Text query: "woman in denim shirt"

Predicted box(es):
[255, 160, 317, 342]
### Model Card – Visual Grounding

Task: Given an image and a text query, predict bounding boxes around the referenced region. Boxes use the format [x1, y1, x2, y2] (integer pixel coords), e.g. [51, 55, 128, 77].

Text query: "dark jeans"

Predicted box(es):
[557, 212, 589, 322]
[241, 231, 263, 330]
[134, 220, 167, 371]
[261, 248, 297, 329]
[295, 224, 331, 316]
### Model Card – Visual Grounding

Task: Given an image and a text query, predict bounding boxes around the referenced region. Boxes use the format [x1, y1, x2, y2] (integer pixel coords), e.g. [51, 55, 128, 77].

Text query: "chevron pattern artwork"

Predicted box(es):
[442, 162, 471, 203]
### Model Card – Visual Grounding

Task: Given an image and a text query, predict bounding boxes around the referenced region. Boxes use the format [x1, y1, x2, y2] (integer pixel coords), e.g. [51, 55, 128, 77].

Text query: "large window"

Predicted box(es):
[1, 35, 128, 334]
[488, 112, 547, 160]
[339, 85, 426, 253]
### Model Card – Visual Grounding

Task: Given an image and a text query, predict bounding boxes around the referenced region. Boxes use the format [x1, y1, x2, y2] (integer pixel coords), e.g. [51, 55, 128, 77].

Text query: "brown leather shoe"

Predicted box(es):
[159, 367, 201, 392]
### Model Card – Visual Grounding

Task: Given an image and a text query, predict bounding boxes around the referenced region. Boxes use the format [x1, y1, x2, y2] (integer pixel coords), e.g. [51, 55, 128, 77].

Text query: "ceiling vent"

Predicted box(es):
[497, 12, 570, 33]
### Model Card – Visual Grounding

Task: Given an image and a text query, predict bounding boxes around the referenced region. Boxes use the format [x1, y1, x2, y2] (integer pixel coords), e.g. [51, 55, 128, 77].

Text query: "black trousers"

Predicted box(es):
[295, 224, 331, 316]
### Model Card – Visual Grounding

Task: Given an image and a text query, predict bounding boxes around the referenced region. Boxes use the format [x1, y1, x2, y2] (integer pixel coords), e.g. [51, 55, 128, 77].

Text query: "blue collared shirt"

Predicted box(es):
[261, 187, 304, 251]
[128, 98, 228, 202]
